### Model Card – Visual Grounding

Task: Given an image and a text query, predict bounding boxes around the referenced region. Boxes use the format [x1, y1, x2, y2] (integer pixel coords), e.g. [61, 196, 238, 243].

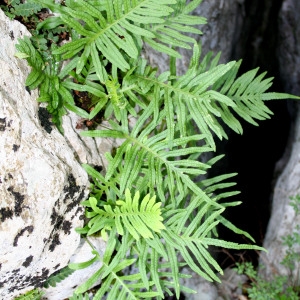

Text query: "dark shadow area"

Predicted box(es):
[211, 0, 293, 268]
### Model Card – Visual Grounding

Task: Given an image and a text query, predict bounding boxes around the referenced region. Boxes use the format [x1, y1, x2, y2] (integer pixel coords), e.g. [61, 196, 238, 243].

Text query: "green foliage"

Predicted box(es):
[43, 266, 75, 288]
[69, 293, 90, 300]
[0, 0, 42, 19]
[76, 164, 263, 299]
[81, 189, 165, 239]
[14, 289, 43, 300]
[12, 0, 300, 299]
[236, 195, 300, 300]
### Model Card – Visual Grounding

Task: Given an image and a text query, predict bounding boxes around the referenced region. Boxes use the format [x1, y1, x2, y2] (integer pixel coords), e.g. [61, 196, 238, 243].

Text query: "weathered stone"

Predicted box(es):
[277, 0, 300, 96]
[0, 9, 90, 298]
[260, 111, 300, 279]
[42, 237, 106, 299]
[61, 111, 118, 170]
[260, 0, 300, 280]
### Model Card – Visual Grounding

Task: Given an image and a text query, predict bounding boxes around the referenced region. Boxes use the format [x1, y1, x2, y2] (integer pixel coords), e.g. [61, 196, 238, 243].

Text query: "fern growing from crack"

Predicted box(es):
[12, 0, 300, 299]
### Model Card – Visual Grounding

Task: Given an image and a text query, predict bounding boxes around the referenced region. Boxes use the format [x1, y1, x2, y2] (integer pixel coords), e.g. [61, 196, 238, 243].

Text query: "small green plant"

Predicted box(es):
[0, 0, 42, 20]
[235, 195, 300, 300]
[43, 266, 75, 289]
[8, 0, 300, 299]
[13, 289, 44, 300]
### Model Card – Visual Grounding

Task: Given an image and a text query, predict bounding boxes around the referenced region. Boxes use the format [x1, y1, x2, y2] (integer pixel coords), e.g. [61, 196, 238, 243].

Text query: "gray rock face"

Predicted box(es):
[260, 0, 300, 280]
[261, 113, 300, 279]
[0, 9, 90, 298]
[42, 237, 106, 300]
[277, 0, 300, 96]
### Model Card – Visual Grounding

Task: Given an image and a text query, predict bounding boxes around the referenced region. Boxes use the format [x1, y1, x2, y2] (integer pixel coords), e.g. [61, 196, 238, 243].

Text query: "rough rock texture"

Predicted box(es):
[261, 112, 300, 279]
[0, 9, 91, 298]
[42, 237, 106, 299]
[61, 111, 120, 170]
[260, 0, 300, 280]
[144, 0, 244, 74]
[277, 0, 300, 96]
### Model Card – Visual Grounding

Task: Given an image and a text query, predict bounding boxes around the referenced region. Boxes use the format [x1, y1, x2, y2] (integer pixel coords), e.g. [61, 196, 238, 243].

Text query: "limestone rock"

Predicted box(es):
[42, 237, 106, 300]
[0, 9, 90, 298]
[61, 111, 118, 170]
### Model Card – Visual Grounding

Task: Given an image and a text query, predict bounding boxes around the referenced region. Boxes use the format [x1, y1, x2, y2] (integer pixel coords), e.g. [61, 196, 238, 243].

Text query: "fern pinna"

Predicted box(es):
[14, 0, 300, 299]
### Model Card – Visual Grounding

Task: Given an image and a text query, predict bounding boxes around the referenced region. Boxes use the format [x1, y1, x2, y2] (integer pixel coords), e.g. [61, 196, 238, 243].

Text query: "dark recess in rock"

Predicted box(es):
[212, 0, 291, 267]
[92, 165, 103, 173]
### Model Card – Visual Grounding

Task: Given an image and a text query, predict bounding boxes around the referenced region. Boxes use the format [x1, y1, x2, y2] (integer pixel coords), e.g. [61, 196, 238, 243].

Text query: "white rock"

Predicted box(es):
[62, 112, 120, 171]
[0, 9, 90, 298]
[42, 237, 106, 300]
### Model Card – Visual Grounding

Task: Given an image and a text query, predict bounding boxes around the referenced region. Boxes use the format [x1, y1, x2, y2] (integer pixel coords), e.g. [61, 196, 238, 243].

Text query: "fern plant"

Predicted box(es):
[0, 0, 43, 20]
[12, 0, 300, 299]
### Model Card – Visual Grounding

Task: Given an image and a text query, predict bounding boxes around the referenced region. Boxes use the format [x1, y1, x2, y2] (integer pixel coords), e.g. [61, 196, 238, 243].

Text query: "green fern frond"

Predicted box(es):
[80, 109, 219, 208]
[82, 189, 165, 240]
[80, 162, 263, 298]
[14, 289, 44, 300]
[11, 2, 43, 17]
[43, 0, 177, 81]
[69, 292, 90, 300]
[34, 0, 206, 82]
[43, 266, 75, 288]
[127, 54, 236, 148]
[15, 37, 90, 132]
[161, 196, 264, 283]
[16, 37, 65, 131]
[145, 0, 206, 55]
[125, 43, 295, 150]
[70, 231, 160, 300]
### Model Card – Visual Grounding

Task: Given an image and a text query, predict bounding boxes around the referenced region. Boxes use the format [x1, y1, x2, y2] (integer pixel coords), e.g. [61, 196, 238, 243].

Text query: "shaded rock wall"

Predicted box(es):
[260, 0, 300, 280]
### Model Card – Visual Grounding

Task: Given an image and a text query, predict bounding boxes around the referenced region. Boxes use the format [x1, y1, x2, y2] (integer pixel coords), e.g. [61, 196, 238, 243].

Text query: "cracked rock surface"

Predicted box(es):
[0, 9, 91, 298]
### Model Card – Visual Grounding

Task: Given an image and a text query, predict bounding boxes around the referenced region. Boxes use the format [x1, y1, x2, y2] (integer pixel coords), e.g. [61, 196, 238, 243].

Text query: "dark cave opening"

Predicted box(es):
[211, 0, 294, 268]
